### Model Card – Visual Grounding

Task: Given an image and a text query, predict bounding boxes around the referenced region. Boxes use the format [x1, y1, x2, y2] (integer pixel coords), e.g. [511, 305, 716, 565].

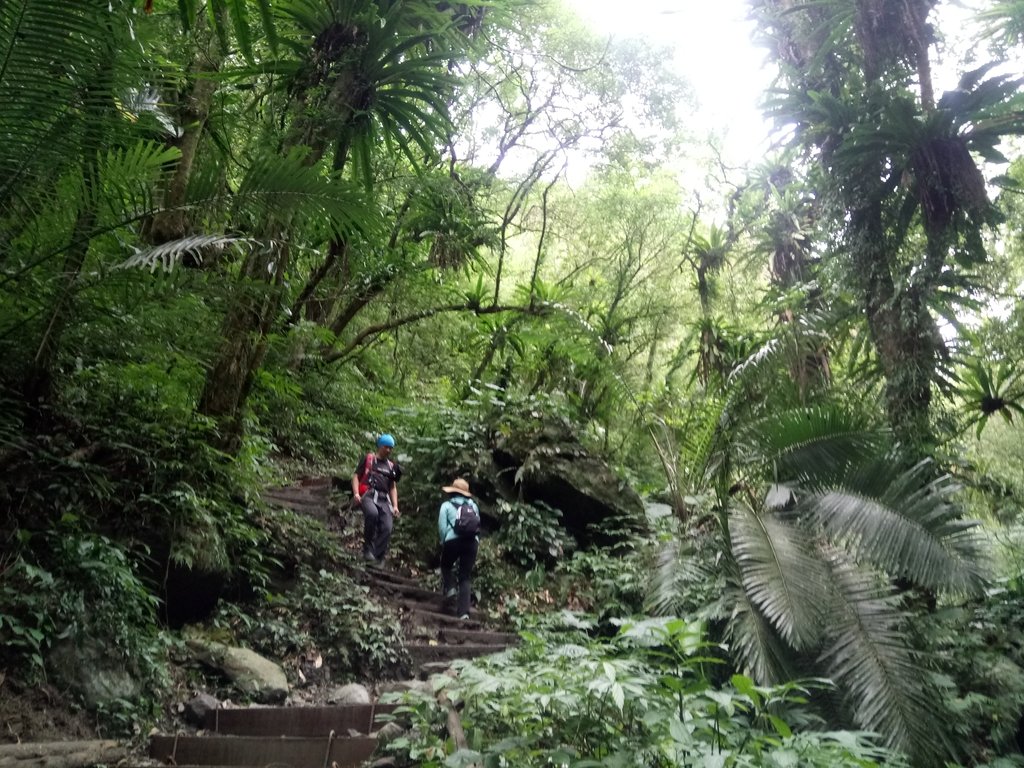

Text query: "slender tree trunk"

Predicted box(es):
[198, 243, 288, 452]
[850, 201, 935, 446]
[146, 25, 223, 246]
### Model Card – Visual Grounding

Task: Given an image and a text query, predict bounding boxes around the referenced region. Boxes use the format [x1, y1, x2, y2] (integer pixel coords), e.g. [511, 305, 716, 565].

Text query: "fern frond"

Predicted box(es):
[234, 149, 379, 239]
[93, 140, 181, 223]
[0, 0, 133, 205]
[119, 234, 255, 272]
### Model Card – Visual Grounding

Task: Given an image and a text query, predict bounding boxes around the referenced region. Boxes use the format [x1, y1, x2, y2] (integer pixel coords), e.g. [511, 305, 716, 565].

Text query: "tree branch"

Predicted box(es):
[322, 302, 545, 365]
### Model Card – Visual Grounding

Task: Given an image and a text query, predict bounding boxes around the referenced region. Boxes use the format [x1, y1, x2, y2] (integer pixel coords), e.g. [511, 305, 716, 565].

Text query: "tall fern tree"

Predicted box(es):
[186, 0, 492, 451]
[751, 0, 1024, 449]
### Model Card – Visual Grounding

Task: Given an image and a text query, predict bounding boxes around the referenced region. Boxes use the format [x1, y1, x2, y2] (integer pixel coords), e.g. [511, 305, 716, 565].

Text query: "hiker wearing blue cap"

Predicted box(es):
[351, 434, 402, 563]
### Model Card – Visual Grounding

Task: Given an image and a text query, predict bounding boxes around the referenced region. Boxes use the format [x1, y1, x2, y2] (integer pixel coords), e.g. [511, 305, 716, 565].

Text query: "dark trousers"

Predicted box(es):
[360, 493, 393, 560]
[441, 536, 478, 617]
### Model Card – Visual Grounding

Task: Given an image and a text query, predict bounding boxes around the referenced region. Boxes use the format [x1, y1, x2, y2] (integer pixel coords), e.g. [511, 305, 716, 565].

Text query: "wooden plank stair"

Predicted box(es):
[149, 704, 400, 767]
[144, 475, 519, 767]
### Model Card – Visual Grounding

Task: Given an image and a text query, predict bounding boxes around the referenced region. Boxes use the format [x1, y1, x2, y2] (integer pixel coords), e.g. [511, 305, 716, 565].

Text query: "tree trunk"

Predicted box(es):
[198, 244, 288, 453]
[851, 202, 934, 446]
[146, 34, 223, 246]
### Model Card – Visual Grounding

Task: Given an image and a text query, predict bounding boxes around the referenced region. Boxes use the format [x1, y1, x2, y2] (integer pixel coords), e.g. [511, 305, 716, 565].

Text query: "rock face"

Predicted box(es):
[488, 426, 647, 548]
[187, 639, 289, 703]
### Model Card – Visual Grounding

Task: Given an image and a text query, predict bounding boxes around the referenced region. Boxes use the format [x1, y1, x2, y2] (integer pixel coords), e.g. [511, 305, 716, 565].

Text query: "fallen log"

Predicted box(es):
[0, 740, 126, 768]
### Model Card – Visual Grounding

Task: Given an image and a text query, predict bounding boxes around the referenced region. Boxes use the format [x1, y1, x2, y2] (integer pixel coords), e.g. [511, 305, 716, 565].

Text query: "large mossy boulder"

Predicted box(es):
[487, 423, 646, 548]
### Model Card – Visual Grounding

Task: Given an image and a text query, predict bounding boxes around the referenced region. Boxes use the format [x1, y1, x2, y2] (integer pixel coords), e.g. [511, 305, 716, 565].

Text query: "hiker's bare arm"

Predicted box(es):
[351, 473, 361, 501]
[390, 485, 400, 517]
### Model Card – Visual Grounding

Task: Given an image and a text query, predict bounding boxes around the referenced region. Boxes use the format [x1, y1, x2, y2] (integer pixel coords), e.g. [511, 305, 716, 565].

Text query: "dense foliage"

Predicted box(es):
[2, 0, 1024, 765]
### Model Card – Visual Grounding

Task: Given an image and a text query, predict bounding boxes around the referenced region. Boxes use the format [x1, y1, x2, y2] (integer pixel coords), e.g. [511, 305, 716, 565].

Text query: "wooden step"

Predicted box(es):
[368, 577, 441, 603]
[366, 568, 439, 590]
[406, 642, 508, 667]
[401, 604, 484, 628]
[149, 734, 378, 767]
[203, 704, 398, 737]
[437, 626, 519, 646]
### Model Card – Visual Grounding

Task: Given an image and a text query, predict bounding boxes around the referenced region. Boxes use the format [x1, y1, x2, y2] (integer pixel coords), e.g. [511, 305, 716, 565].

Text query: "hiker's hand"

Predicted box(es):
[393, 506, 401, 518]
[353, 493, 361, 504]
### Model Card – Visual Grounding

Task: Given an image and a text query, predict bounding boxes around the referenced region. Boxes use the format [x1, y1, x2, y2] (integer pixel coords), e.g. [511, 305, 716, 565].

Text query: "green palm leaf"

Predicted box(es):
[92, 140, 182, 223]
[723, 579, 801, 685]
[807, 459, 987, 596]
[233, 149, 379, 239]
[739, 406, 887, 487]
[175, 0, 278, 57]
[730, 502, 829, 650]
[0, 0, 133, 205]
[820, 553, 947, 760]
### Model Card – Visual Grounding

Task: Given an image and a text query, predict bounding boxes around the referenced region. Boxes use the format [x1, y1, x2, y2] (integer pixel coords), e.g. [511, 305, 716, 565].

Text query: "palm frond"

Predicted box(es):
[233, 149, 379, 239]
[119, 234, 255, 272]
[730, 502, 828, 650]
[740, 406, 888, 487]
[0, 0, 135, 205]
[808, 459, 987, 596]
[92, 140, 182, 223]
[819, 553, 949, 761]
[723, 579, 802, 685]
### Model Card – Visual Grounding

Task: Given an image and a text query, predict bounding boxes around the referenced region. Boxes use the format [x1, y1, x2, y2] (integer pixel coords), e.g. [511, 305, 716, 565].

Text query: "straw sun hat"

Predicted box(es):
[441, 478, 473, 496]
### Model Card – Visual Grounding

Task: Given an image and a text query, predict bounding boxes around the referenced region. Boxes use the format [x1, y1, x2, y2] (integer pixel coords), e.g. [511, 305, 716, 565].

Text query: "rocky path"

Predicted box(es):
[142, 476, 516, 768]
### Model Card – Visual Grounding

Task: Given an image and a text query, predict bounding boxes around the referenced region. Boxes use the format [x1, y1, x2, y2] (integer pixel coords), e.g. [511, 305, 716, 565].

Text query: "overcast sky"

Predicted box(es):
[563, 0, 775, 164]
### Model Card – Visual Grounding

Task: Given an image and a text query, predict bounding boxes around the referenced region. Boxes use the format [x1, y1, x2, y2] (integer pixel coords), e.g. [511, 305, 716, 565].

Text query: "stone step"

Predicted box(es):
[149, 734, 378, 767]
[203, 704, 398, 737]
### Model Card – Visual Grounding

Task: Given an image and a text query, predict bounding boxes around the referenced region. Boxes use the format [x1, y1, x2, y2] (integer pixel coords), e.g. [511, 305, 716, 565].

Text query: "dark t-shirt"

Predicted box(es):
[354, 454, 401, 493]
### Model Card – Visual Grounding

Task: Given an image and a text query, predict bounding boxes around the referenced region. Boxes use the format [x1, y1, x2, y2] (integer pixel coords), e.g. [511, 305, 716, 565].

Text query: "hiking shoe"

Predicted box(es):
[459, 614, 470, 620]
[363, 551, 377, 563]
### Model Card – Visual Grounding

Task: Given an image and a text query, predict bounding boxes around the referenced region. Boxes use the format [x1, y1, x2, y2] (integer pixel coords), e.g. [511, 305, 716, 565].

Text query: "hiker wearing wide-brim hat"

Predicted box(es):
[441, 478, 473, 496]
[437, 477, 480, 619]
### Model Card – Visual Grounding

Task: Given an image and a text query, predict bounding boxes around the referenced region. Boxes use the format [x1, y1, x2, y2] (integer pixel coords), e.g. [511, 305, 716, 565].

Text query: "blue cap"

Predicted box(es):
[377, 433, 396, 448]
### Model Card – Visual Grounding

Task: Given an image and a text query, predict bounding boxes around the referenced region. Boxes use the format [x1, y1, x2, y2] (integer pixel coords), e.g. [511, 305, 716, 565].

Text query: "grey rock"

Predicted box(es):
[327, 682, 371, 705]
[489, 428, 647, 547]
[187, 639, 288, 703]
[373, 721, 405, 744]
[47, 639, 141, 708]
[417, 662, 453, 680]
[184, 692, 220, 726]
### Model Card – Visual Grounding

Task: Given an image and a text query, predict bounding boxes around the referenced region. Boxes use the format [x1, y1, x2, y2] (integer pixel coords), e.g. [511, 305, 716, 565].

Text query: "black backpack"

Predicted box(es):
[452, 501, 480, 537]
